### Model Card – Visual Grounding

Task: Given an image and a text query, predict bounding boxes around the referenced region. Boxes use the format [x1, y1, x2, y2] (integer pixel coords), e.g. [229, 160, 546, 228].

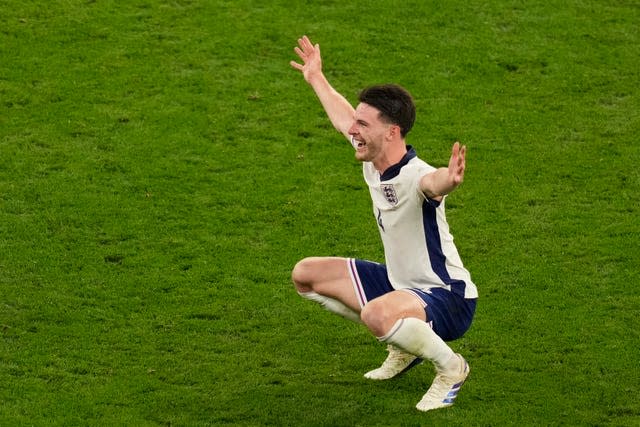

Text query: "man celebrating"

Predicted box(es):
[290, 35, 478, 412]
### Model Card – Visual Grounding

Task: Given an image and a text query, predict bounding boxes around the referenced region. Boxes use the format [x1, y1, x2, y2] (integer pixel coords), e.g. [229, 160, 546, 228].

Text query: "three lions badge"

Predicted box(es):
[381, 184, 398, 206]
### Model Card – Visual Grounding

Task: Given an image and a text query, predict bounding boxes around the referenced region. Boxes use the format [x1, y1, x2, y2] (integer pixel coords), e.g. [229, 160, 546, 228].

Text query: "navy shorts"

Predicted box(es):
[348, 258, 476, 341]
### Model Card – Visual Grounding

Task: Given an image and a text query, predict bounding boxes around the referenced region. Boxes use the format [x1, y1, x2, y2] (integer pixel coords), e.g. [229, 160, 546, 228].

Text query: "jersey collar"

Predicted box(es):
[380, 145, 417, 181]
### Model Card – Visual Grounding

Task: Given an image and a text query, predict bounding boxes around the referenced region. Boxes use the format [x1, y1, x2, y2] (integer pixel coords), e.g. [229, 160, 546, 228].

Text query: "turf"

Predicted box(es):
[1, 0, 639, 425]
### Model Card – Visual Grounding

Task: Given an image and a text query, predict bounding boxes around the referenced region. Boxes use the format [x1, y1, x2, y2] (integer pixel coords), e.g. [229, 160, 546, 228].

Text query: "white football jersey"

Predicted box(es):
[363, 146, 478, 299]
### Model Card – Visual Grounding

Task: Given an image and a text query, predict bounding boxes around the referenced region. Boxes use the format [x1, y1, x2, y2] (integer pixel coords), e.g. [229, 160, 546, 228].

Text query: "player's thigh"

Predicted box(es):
[292, 256, 360, 311]
[291, 256, 351, 291]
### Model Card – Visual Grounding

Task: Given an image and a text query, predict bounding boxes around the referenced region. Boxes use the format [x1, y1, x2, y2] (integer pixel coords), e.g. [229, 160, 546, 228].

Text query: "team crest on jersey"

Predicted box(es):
[381, 184, 398, 206]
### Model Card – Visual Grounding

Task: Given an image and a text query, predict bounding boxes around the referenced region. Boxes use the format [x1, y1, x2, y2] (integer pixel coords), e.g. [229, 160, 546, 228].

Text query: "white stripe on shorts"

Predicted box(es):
[347, 258, 368, 308]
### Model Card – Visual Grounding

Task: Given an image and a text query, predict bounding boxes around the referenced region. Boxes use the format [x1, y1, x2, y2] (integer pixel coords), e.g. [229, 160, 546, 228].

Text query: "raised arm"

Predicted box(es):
[290, 36, 354, 140]
[420, 142, 467, 199]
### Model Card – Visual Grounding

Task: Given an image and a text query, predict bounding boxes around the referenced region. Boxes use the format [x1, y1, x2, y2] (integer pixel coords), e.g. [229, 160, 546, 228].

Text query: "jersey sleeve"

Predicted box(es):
[412, 163, 441, 207]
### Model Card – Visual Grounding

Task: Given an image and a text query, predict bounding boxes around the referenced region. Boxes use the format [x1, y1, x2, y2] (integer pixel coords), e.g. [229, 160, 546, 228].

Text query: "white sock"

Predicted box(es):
[380, 317, 456, 373]
[298, 291, 362, 324]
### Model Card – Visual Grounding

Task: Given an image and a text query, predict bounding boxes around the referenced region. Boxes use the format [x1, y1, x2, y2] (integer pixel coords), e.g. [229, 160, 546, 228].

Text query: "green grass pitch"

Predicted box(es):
[1, 0, 638, 425]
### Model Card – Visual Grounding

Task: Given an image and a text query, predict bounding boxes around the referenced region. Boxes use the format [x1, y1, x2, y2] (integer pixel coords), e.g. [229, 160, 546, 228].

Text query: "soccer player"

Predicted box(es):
[289, 35, 478, 412]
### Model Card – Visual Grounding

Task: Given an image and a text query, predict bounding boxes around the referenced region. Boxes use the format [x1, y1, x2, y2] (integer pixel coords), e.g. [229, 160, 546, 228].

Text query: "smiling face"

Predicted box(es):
[348, 103, 396, 164]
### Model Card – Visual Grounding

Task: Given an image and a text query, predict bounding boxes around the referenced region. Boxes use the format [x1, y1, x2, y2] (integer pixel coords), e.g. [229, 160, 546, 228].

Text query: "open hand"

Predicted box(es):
[448, 142, 466, 186]
[290, 35, 322, 82]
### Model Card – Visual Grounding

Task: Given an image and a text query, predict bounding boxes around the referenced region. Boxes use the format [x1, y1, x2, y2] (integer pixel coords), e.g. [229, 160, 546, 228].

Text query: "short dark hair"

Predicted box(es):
[358, 84, 416, 138]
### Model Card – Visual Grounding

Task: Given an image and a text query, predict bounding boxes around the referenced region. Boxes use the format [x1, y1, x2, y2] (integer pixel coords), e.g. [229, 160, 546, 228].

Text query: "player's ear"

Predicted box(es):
[388, 124, 401, 139]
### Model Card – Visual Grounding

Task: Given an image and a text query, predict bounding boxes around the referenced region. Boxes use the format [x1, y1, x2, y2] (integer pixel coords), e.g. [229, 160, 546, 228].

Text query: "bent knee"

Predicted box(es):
[291, 257, 317, 292]
[360, 300, 391, 336]
[361, 299, 404, 337]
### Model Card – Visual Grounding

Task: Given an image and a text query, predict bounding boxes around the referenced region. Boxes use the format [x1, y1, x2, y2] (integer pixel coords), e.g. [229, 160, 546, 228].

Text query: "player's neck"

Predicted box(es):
[373, 140, 408, 174]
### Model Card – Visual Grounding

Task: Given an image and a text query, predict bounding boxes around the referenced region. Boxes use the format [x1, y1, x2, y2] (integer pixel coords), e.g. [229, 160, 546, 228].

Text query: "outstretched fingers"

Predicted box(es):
[290, 35, 322, 79]
[290, 43, 305, 70]
[298, 35, 314, 52]
[290, 59, 303, 71]
[290, 37, 310, 70]
[450, 142, 466, 185]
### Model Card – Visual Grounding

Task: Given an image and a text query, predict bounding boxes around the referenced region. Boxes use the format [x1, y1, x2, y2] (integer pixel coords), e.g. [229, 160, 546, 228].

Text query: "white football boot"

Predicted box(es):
[364, 345, 423, 380]
[416, 353, 469, 411]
